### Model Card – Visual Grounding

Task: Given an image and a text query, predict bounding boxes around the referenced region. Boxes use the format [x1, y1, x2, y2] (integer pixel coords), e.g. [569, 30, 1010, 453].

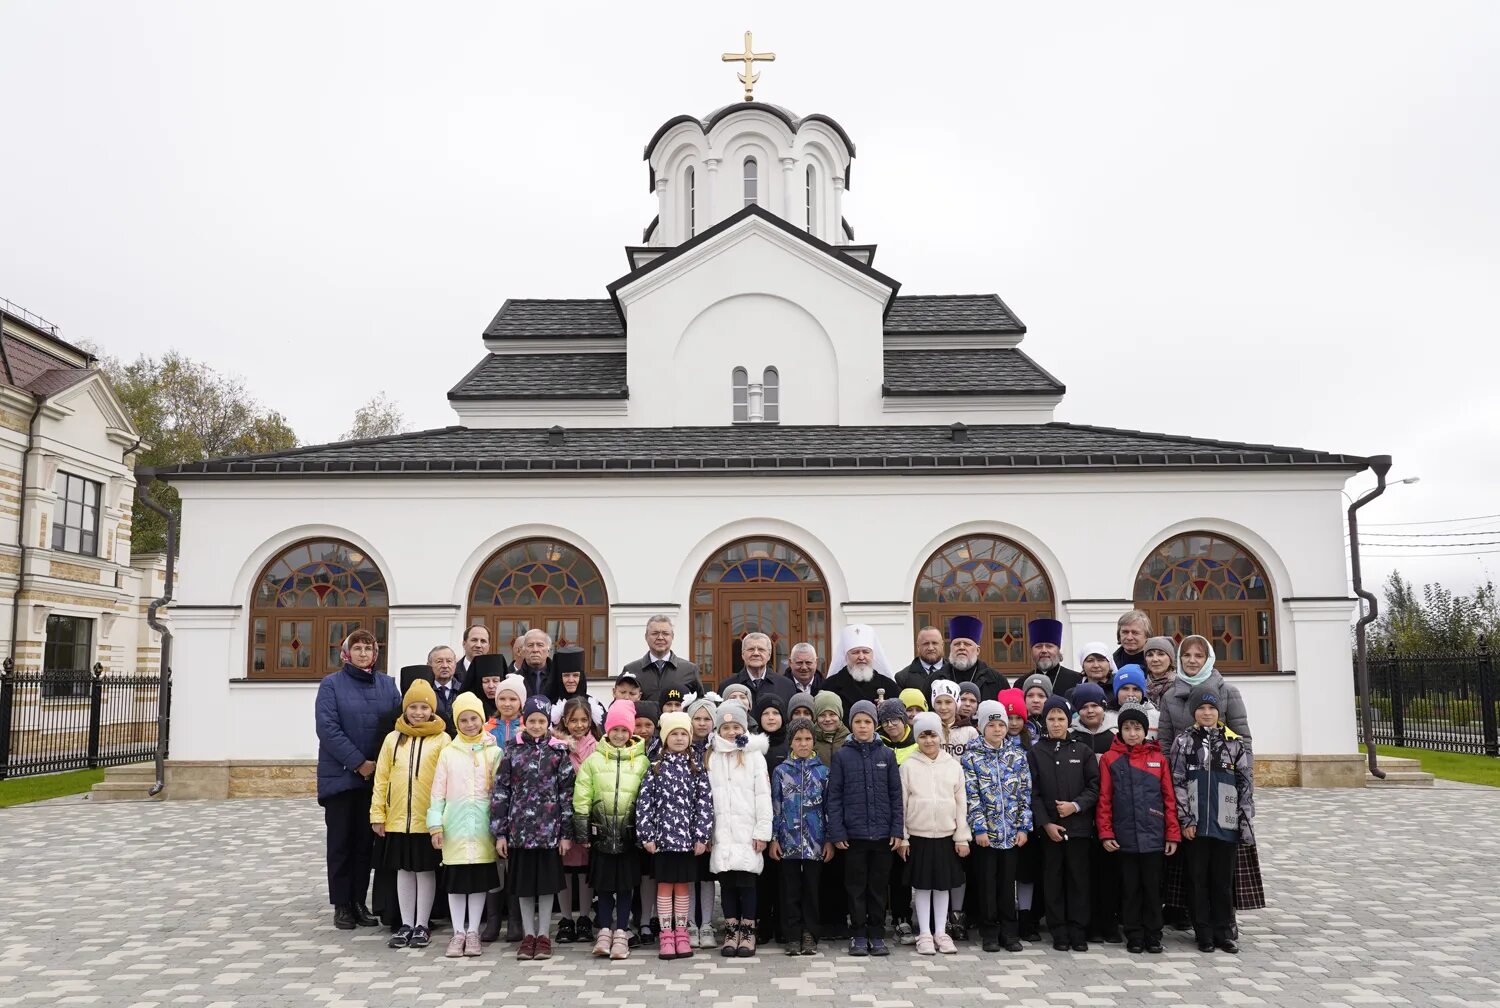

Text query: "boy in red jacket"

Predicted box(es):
[1096, 702, 1179, 954]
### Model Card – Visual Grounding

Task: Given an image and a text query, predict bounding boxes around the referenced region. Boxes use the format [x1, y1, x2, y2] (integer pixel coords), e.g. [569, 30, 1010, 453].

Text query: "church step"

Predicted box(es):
[1366, 769, 1436, 787]
[89, 763, 164, 802]
[1371, 756, 1423, 771]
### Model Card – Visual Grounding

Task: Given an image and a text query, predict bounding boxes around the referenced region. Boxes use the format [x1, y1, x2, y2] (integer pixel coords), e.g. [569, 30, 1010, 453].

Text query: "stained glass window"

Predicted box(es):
[248, 539, 388, 679]
[1134, 533, 1276, 672]
[692, 537, 827, 685]
[912, 535, 1054, 675]
[469, 539, 608, 676]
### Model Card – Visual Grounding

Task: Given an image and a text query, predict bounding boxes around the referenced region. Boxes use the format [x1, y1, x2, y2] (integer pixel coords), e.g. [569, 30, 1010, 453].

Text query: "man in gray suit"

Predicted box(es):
[619, 614, 703, 703]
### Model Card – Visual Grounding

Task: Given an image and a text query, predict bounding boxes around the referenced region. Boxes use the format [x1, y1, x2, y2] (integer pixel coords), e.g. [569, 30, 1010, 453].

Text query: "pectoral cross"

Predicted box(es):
[722, 31, 775, 102]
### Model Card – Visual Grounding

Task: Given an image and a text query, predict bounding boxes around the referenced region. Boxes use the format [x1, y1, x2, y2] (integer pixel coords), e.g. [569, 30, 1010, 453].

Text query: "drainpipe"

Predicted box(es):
[1349, 454, 1391, 781]
[7, 397, 46, 674]
[134, 470, 177, 797]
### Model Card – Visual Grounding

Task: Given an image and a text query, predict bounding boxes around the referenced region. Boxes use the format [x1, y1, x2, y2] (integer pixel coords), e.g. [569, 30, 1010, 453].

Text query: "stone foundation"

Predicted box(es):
[1254, 754, 1367, 788]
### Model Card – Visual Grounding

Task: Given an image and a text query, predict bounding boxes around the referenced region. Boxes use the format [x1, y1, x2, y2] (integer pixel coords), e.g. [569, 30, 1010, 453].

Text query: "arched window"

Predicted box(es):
[913, 535, 1054, 675]
[469, 538, 609, 675]
[731, 366, 749, 423]
[805, 164, 817, 233]
[762, 366, 780, 423]
[249, 538, 388, 679]
[685, 165, 696, 238]
[743, 156, 758, 207]
[691, 537, 827, 685]
[1134, 532, 1276, 672]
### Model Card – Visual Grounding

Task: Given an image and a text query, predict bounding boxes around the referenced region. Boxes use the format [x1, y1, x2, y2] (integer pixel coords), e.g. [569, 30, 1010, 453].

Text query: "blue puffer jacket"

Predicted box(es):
[960, 735, 1033, 848]
[315, 664, 401, 801]
[827, 736, 903, 843]
[772, 754, 830, 860]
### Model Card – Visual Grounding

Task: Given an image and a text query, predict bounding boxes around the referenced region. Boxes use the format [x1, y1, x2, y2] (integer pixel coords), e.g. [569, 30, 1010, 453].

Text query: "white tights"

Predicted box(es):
[694, 882, 716, 926]
[447, 892, 486, 933]
[559, 876, 592, 919]
[517, 895, 555, 938]
[395, 870, 436, 927]
[912, 888, 951, 937]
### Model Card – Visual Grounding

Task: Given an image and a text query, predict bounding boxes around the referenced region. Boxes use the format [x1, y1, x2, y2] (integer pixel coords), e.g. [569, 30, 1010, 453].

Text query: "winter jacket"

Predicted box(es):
[1157, 671, 1252, 748]
[882, 726, 919, 765]
[636, 750, 714, 852]
[827, 735, 904, 843]
[1027, 734, 1101, 838]
[941, 721, 979, 758]
[370, 726, 448, 834]
[573, 735, 650, 855]
[708, 732, 773, 874]
[490, 732, 576, 849]
[1096, 736, 1180, 852]
[1072, 724, 1117, 757]
[426, 735, 501, 866]
[315, 664, 401, 800]
[893, 658, 957, 703]
[1169, 725, 1255, 845]
[485, 714, 523, 750]
[771, 754, 830, 860]
[961, 735, 1033, 849]
[900, 748, 972, 842]
[964, 659, 1011, 703]
[812, 720, 850, 768]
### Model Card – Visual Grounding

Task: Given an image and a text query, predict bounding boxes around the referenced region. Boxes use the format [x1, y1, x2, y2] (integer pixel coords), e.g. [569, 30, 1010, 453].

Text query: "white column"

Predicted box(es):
[655, 177, 671, 243]
[386, 604, 464, 669]
[832, 176, 846, 244]
[1287, 598, 1360, 755]
[612, 603, 682, 669]
[169, 606, 240, 762]
[839, 601, 914, 676]
[703, 158, 719, 229]
[1060, 600, 1132, 666]
[781, 157, 796, 220]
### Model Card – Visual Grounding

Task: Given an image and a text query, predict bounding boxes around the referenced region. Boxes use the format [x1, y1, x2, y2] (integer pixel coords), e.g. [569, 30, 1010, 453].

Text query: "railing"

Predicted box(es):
[0, 659, 170, 779]
[1354, 639, 1498, 757]
[0, 297, 62, 334]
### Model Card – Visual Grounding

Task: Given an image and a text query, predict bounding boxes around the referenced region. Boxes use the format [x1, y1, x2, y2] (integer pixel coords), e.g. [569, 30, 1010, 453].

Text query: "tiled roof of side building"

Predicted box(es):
[883, 295, 1026, 334]
[449, 353, 627, 400]
[883, 349, 1064, 396]
[2, 334, 86, 387]
[153, 421, 1369, 478]
[482, 299, 624, 339]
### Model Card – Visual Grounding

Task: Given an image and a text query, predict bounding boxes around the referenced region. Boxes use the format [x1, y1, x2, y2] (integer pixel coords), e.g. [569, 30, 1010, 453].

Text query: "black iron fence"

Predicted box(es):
[1355, 639, 1498, 757]
[0, 659, 170, 779]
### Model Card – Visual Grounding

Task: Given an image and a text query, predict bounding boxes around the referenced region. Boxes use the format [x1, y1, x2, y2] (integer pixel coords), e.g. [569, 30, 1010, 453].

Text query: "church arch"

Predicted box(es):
[912, 534, 1056, 676]
[467, 537, 611, 677]
[246, 537, 390, 679]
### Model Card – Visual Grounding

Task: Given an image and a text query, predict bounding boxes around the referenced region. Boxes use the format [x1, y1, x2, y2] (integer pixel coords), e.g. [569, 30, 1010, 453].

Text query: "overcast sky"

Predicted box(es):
[2, 1, 1496, 593]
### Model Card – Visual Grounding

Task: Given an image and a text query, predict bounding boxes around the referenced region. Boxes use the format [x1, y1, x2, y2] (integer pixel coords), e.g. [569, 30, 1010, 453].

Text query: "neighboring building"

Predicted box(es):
[0, 299, 164, 689]
[153, 96, 1369, 797]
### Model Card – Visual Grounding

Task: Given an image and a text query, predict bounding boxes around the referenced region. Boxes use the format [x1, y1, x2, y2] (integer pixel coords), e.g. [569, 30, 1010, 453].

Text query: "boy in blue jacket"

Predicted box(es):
[770, 717, 833, 956]
[827, 699, 904, 957]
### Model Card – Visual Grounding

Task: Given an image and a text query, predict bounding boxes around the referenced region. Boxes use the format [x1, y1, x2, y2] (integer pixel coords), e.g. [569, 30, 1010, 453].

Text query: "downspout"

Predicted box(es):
[1349, 454, 1392, 781]
[7, 396, 46, 674]
[134, 470, 177, 797]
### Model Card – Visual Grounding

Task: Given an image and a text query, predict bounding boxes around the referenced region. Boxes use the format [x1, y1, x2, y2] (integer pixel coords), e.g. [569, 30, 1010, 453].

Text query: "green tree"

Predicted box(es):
[1369, 570, 1500, 654]
[341, 391, 408, 441]
[96, 350, 299, 553]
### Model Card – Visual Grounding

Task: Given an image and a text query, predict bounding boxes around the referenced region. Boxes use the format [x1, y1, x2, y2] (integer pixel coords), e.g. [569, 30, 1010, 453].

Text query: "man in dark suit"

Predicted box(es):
[517, 627, 560, 701]
[945, 615, 1010, 701]
[1029, 617, 1082, 695]
[894, 625, 955, 702]
[454, 624, 491, 695]
[620, 614, 703, 703]
[721, 631, 797, 703]
[783, 641, 826, 695]
[400, 644, 463, 737]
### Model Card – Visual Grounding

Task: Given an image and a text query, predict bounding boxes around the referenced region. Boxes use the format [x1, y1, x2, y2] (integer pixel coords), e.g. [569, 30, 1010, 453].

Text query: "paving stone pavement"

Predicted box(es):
[2, 787, 1498, 1008]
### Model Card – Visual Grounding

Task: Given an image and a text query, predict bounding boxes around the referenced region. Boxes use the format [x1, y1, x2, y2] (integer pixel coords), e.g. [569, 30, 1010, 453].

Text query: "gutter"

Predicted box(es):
[6, 395, 46, 674]
[134, 469, 177, 797]
[1349, 454, 1392, 781]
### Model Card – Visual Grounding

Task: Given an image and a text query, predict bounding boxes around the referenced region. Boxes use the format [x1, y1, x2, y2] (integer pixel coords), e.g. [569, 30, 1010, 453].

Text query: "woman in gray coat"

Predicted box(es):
[1155, 635, 1252, 748]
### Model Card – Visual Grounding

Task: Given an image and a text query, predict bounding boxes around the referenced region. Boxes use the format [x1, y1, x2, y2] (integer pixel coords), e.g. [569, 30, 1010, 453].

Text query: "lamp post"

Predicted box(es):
[1348, 459, 1419, 781]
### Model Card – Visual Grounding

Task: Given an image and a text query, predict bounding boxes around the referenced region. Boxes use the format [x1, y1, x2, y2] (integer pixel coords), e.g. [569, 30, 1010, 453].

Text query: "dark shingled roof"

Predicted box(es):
[152, 422, 1368, 479]
[883, 295, 1025, 335]
[884, 349, 1064, 397]
[482, 299, 623, 340]
[450, 353, 627, 400]
[1, 334, 93, 396]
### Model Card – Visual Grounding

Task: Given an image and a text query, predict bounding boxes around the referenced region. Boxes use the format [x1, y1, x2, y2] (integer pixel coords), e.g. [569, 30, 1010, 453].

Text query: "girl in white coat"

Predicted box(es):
[707, 701, 773, 958]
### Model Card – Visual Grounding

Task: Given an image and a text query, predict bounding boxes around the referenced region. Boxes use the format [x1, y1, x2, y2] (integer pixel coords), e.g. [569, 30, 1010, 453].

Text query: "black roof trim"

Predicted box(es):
[643, 102, 856, 161]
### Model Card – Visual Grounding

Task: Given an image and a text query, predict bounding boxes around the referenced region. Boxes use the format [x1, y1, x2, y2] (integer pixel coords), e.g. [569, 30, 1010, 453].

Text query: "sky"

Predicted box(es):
[1, 1, 1497, 593]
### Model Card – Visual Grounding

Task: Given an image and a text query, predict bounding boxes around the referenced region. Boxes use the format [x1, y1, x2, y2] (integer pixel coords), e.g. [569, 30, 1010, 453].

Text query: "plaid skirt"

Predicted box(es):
[1163, 842, 1265, 911]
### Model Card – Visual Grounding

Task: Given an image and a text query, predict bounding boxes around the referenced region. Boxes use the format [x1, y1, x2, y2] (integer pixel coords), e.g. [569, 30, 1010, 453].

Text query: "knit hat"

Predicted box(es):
[976, 699, 1007, 725]
[899, 688, 928, 712]
[849, 699, 878, 725]
[997, 687, 1026, 719]
[877, 698, 909, 725]
[911, 711, 942, 738]
[787, 716, 816, 741]
[957, 681, 981, 701]
[814, 692, 845, 718]
[662, 686, 685, 706]
[604, 699, 636, 735]
[1077, 641, 1119, 675]
[715, 700, 749, 729]
[1117, 702, 1151, 731]
[1144, 636, 1176, 661]
[685, 695, 718, 720]
[1113, 665, 1148, 699]
[1188, 687, 1221, 713]
[788, 691, 816, 717]
[1071, 682, 1108, 710]
[930, 679, 960, 702]
[753, 691, 787, 724]
[521, 695, 552, 721]
[1041, 695, 1073, 722]
[658, 711, 691, 742]
[495, 674, 526, 703]
[634, 700, 660, 724]
[1020, 673, 1053, 698]
[402, 678, 437, 709]
[722, 683, 752, 705]
[451, 692, 486, 738]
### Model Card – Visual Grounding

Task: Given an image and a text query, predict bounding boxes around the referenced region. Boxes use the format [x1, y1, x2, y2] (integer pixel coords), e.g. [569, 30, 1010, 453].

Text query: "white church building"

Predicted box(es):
[155, 92, 1369, 797]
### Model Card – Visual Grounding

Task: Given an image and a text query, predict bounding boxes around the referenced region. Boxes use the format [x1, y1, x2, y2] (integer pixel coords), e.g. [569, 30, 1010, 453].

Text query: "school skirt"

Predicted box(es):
[590, 848, 642, 894]
[445, 862, 501, 895]
[653, 851, 699, 883]
[376, 831, 441, 874]
[906, 835, 966, 891]
[507, 847, 565, 897]
[1164, 841, 1265, 911]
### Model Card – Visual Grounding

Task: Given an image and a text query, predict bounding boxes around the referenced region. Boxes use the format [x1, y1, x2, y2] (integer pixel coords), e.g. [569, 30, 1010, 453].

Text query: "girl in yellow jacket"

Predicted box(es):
[371, 679, 450, 949]
[898, 711, 972, 956]
[427, 692, 502, 958]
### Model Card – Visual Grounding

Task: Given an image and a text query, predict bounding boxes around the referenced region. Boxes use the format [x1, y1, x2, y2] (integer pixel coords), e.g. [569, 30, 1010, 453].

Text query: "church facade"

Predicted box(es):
[155, 99, 1368, 797]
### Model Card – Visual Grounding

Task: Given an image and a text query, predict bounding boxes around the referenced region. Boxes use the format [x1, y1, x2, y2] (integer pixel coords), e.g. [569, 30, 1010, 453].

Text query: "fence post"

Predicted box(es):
[1478, 636, 1498, 759]
[0, 657, 13, 781]
[86, 662, 104, 769]
[1387, 642, 1405, 749]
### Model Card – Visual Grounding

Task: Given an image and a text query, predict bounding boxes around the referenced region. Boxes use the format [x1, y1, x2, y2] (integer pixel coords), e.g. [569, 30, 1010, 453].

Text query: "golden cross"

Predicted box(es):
[722, 30, 775, 102]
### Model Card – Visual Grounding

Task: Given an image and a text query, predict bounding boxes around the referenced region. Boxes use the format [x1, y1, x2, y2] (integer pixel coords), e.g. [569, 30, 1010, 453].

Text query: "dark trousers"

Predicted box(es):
[779, 859, 823, 940]
[888, 848, 911, 925]
[843, 839, 893, 939]
[1185, 838, 1237, 941]
[968, 844, 1019, 941]
[757, 857, 780, 939]
[321, 785, 374, 906]
[1088, 839, 1120, 937]
[1117, 851, 1164, 944]
[821, 848, 849, 936]
[1042, 836, 1091, 944]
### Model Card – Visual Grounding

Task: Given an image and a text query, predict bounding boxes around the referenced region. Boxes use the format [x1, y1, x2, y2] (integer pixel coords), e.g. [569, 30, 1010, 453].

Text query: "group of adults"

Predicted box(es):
[313, 609, 1251, 925]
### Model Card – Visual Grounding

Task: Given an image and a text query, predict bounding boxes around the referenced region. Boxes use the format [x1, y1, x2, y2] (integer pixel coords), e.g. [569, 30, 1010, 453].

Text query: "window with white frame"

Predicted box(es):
[763, 367, 780, 423]
[686, 165, 696, 237]
[805, 164, 817, 234]
[743, 157, 758, 207]
[732, 367, 749, 422]
[52, 471, 101, 556]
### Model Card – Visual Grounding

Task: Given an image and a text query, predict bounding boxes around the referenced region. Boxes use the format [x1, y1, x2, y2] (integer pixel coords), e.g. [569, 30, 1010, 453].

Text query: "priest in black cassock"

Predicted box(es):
[945, 614, 1010, 701]
[823, 623, 897, 722]
[1029, 618, 1082, 695]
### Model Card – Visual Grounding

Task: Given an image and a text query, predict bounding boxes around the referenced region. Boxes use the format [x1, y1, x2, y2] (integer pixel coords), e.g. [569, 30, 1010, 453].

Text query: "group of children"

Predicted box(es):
[366, 634, 1256, 962]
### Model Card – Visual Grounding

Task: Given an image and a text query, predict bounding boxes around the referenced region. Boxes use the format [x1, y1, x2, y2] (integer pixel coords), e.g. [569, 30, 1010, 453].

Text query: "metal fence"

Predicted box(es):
[1355, 639, 1498, 757]
[0, 659, 170, 779]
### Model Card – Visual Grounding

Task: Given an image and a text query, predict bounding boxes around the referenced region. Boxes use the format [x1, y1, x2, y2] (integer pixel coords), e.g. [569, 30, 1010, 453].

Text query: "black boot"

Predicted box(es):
[506, 894, 524, 942]
[949, 910, 968, 942]
[333, 905, 357, 930]
[353, 903, 380, 927]
[479, 891, 504, 943]
[980, 927, 1001, 953]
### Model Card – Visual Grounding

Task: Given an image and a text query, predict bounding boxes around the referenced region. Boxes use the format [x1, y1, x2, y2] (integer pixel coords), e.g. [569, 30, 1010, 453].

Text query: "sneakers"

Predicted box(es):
[533, 935, 553, 960]
[800, 932, 818, 956]
[610, 930, 630, 960]
[592, 927, 614, 957]
[387, 925, 413, 949]
[869, 937, 891, 956]
[445, 932, 467, 958]
[948, 911, 968, 942]
[916, 934, 936, 956]
[935, 932, 957, 955]
[517, 934, 537, 960]
[409, 925, 431, 949]
[698, 923, 717, 948]
[848, 936, 869, 956]
[575, 916, 594, 944]
[895, 921, 916, 945]
[462, 931, 481, 957]
[555, 917, 576, 944]
[784, 941, 801, 956]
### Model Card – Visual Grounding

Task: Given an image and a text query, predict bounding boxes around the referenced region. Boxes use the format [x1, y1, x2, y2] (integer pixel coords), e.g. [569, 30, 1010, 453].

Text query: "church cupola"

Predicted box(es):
[641, 33, 855, 248]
